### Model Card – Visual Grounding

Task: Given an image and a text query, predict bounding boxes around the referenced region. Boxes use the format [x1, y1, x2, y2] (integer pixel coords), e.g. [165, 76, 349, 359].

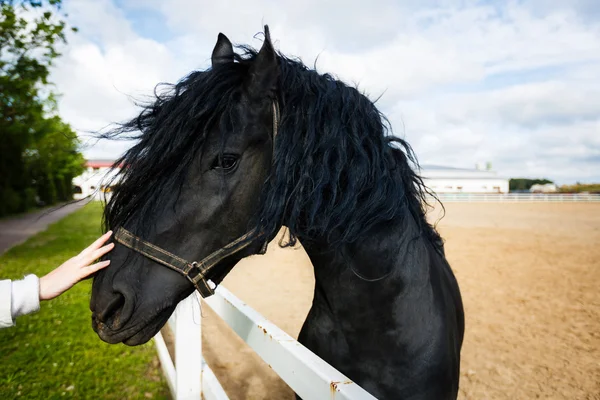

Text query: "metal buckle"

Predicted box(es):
[188, 261, 204, 283]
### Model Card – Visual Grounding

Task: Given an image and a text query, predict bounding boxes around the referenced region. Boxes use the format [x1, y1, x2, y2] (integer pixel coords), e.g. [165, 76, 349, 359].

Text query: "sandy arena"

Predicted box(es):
[168, 203, 600, 399]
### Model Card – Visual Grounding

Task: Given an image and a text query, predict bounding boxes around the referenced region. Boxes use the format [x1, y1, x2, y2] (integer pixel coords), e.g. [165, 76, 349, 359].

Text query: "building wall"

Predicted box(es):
[419, 165, 510, 194]
[72, 165, 120, 200]
[73, 161, 510, 199]
[530, 183, 558, 193]
[423, 177, 509, 193]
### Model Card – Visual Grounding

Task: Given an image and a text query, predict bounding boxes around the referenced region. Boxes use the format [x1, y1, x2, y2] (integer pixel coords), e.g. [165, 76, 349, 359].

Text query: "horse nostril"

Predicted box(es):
[97, 293, 126, 329]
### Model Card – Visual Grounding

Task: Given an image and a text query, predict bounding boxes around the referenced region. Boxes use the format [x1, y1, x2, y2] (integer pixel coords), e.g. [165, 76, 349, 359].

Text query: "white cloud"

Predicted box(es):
[51, 0, 600, 183]
[52, 0, 188, 158]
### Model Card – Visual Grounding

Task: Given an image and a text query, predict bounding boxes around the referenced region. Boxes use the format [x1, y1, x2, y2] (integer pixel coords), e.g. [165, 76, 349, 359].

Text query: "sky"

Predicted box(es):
[50, 0, 600, 184]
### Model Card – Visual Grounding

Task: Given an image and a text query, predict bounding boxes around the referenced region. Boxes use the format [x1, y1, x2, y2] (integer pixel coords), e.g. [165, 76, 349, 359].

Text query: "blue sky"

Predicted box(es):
[113, 1, 174, 42]
[51, 0, 600, 184]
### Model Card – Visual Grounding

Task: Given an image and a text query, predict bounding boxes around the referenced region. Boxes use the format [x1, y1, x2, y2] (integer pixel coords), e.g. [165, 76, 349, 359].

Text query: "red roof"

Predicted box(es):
[86, 160, 121, 168]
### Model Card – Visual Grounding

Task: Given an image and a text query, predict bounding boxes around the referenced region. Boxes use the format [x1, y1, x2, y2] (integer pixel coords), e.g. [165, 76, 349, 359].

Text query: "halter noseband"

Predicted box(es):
[113, 101, 280, 297]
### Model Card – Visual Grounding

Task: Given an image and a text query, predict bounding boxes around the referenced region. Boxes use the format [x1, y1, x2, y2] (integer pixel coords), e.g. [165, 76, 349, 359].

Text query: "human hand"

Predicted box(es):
[39, 231, 115, 301]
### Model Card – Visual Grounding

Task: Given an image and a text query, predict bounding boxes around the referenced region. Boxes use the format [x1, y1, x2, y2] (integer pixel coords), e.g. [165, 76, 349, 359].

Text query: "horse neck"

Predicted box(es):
[300, 210, 433, 309]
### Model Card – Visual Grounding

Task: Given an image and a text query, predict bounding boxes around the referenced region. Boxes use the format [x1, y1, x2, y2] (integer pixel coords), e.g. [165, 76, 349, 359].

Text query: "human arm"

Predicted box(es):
[0, 231, 114, 328]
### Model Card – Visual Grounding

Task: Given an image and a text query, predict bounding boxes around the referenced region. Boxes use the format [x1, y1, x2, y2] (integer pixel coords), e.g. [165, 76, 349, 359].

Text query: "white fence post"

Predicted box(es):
[154, 292, 203, 400]
[175, 293, 202, 399]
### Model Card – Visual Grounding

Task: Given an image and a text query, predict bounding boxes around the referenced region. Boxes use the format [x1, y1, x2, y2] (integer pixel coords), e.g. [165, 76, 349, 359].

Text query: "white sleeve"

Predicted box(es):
[0, 279, 14, 328]
[10, 275, 41, 321]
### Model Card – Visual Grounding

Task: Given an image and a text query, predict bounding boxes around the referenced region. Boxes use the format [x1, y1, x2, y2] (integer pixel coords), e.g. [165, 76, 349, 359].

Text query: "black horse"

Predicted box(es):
[90, 26, 464, 399]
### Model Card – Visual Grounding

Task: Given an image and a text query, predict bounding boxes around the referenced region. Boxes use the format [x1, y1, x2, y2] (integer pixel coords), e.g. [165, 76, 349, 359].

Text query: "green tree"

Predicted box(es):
[509, 178, 554, 192]
[559, 183, 600, 193]
[25, 115, 85, 204]
[0, 0, 82, 216]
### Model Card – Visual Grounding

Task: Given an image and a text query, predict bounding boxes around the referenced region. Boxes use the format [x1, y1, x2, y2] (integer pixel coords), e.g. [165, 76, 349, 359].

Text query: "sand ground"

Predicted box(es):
[166, 203, 600, 399]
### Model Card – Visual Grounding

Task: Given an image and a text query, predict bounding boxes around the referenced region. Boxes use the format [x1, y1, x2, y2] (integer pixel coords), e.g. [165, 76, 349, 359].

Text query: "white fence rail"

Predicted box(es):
[154, 291, 228, 400]
[154, 284, 377, 400]
[428, 193, 600, 202]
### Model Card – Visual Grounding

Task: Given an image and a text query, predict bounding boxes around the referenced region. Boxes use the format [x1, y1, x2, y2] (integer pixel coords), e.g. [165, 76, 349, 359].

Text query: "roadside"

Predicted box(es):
[0, 201, 88, 255]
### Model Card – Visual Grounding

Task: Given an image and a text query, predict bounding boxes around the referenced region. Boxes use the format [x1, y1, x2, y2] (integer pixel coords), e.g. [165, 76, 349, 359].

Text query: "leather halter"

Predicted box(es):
[114, 100, 280, 298]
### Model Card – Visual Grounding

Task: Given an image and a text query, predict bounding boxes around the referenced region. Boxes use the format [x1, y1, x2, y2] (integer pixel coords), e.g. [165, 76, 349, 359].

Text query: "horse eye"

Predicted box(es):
[211, 154, 239, 171]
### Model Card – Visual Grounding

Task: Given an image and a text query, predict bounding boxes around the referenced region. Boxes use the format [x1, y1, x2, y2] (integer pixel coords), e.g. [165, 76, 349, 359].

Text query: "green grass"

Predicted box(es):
[0, 202, 170, 399]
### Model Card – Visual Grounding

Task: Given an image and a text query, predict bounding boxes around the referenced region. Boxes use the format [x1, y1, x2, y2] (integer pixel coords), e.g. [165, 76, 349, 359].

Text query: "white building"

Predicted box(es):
[419, 164, 509, 194]
[529, 183, 558, 193]
[73, 160, 121, 200]
[73, 160, 510, 199]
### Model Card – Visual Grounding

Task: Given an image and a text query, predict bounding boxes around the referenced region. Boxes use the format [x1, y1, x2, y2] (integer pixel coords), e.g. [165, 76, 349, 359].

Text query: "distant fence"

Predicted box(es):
[154, 285, 377, 400]
[427, 193, 600, 202]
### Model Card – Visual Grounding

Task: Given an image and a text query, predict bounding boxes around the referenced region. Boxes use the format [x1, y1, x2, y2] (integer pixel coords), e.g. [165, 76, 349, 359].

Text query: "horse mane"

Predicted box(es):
[244, 47, 441, 248]
[100, 42, 442, 250]
[100, 63, 251, 235]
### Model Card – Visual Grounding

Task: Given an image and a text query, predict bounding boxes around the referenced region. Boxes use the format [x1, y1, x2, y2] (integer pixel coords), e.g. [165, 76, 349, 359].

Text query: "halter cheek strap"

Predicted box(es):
[114, 227, 263, 297]
[112, 100, 279, 298]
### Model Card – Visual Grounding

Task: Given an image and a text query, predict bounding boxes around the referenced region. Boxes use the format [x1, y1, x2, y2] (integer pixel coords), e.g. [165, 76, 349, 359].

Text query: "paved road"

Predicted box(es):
[0, 201, 87, 254]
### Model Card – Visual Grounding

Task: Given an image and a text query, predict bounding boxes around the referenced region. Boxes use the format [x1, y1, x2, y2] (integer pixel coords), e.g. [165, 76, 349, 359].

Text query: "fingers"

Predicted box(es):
[81, 231, 113, 256]
[87, 242, 115, 263]
[85, 260, 111, 275]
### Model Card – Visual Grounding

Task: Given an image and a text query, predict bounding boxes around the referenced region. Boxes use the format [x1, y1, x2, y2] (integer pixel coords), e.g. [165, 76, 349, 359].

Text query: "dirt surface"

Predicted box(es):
[194, 203, 600, 399]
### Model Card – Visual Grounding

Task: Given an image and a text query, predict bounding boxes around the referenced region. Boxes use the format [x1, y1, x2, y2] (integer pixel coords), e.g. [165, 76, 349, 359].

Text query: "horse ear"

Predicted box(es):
[211, 33, 234, 66]
[245, 25, 279, 98]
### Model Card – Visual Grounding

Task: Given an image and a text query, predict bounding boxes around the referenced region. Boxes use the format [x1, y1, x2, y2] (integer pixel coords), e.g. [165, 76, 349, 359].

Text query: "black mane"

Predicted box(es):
[100, 61, 250, 236]
[101, 44, 441, 249]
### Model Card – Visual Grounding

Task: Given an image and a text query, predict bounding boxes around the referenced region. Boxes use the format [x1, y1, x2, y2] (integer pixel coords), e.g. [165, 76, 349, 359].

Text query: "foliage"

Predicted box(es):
[559, 183, 600, 193]
[509, 178, 554, 192]
[0, 203, 169, 399]
[0, 0, 84, 217]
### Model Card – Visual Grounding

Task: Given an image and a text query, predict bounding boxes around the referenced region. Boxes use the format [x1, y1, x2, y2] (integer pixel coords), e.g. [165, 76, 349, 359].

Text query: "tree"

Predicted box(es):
[559, 183, 600, 193]
[25, 115, 85, 202]
[509, 178, 554, 192]
[0, 0, 82, 216]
